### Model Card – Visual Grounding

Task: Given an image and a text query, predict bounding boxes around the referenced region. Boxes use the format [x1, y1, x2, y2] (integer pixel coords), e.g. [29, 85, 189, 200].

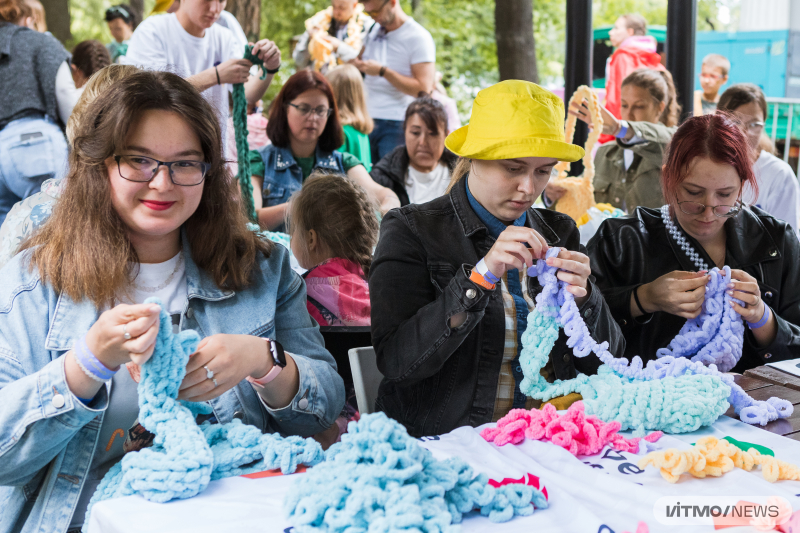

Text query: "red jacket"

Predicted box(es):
[601, 36, 664, 143]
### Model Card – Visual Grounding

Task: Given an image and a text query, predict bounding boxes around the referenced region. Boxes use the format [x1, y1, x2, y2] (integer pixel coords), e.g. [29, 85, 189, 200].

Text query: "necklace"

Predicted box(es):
[133, 251, 184, 293]
[660, 204, 709, 271]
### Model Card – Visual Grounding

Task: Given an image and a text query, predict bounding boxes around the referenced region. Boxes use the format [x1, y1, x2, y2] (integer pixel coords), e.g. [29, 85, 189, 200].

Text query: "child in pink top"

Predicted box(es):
[289, 172, 378, 327]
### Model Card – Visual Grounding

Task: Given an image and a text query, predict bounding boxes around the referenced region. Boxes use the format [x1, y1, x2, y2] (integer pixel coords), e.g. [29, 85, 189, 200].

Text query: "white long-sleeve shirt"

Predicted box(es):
[746, 150, 800, 238]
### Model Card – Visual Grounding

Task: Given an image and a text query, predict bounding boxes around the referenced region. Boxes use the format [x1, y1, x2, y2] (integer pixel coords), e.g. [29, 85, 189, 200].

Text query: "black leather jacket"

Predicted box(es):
[369, 145, 459, 206]
[588, 206, 800, 371]
[369, 177, 625, 437]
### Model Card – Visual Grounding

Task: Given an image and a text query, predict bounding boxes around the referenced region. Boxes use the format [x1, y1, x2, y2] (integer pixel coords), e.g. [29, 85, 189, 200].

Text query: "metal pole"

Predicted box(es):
[771, 103, 779, 148]
[666, 0, 697, 124]
[564, 0, 593, 176]
[785, 104, 793, 165]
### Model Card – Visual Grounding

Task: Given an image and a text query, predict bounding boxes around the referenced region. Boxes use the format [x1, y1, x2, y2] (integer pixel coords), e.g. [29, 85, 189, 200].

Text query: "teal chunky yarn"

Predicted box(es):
[285, 412, 548, 532]
[83, 298, 323, 529]
[234, 45, 267, 223]
[519, 248, 793, 435]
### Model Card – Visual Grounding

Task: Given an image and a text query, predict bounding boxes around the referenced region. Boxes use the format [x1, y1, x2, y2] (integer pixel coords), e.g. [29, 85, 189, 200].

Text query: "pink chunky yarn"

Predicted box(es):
[481, 401, 662, 456]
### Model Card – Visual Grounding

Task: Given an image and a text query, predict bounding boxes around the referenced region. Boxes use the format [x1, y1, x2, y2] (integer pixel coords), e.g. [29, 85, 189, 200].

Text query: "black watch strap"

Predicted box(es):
[265, 66, 280, 74]
[266, 338, 287, 367]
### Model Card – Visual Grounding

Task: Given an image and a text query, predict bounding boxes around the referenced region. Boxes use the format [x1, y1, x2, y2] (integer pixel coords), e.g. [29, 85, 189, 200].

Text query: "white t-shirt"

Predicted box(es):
[361, 18, 435, 121]
[123, 13, 243, 134]
[216, 10, 248, 51]
[746, 150, 800, 237]
[406, 161, 450, 204]
[70, 251, 188, 527]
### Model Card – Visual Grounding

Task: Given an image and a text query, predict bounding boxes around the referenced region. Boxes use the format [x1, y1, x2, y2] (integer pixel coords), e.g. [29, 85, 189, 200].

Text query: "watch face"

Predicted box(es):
[270, 340, 287, 368]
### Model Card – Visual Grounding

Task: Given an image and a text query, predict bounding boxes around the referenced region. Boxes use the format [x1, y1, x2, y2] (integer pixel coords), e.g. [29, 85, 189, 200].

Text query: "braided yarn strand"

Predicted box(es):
[83, 298, 323, 530]
[285, 412, 548, 532]
[234, 45, 267, 223]
[518, 248, 793, 435]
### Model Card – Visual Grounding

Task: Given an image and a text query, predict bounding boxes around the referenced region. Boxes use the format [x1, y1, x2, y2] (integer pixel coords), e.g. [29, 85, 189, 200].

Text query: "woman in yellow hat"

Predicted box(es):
[368, 80, 624, 437]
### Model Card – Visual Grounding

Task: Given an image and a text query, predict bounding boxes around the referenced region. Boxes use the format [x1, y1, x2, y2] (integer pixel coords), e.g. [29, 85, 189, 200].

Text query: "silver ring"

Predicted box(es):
[122, 324, 131, 341]
[212, 378, 218, 387]
[204, 365, 214, 380]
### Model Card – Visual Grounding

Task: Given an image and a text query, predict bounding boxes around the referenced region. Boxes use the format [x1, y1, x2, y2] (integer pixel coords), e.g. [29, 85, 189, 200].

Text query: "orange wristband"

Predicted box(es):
[469, 269, 495, 290]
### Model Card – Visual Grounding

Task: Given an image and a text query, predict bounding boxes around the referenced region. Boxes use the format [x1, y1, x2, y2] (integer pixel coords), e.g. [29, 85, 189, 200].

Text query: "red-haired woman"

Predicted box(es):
[250, 70, 399, 231]
[588, 113, 800, 371]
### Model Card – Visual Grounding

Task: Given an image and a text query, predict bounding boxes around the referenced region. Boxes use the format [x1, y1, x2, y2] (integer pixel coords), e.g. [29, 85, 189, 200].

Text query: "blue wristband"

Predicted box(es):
[475, 258, 500, 285]
[615, 119, 629, 139]
[747, 305, 771, 329]
[73, 336, 119, 382]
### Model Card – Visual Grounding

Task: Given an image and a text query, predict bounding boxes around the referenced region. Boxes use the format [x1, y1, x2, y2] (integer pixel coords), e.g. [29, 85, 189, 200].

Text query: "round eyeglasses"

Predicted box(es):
[676, 199, 743, 218]
[114, 155, 209, 186]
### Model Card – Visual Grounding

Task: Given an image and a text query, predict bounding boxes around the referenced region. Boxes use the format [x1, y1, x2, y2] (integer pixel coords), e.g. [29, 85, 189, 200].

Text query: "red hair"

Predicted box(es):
[661, 113, 757, 206]
[266, 70, 343, 152]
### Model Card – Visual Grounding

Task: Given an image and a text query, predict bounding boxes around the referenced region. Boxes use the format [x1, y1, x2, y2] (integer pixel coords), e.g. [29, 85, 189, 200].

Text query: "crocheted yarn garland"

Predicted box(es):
[638, 436, 800, 483]
[518, 248, 793, 435]
[481, 401, 663, 456]
[234, 45, 267, 223]
[84, 298, 324, 527]
[285, 412, 549, 532]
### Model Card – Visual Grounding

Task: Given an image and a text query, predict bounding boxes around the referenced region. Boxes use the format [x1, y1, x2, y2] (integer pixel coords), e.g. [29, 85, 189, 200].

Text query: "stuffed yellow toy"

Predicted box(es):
[638, 436, 800, 483]
[551, 86, 603, 221]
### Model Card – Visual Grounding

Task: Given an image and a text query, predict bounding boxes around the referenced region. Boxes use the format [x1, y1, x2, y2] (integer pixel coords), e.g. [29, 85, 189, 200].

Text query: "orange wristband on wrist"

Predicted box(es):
[469, 269, 495, 290]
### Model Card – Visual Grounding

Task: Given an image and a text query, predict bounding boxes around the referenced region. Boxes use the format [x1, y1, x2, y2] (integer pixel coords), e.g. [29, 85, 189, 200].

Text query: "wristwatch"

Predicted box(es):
[247, 338, 287, 388]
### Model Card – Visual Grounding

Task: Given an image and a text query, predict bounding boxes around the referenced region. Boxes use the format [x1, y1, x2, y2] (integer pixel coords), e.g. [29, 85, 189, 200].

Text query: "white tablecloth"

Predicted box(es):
[88, 416, 800, 533]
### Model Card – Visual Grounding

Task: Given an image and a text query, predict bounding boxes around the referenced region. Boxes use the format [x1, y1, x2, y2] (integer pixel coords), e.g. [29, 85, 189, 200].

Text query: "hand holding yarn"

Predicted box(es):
[248, 38, 281, 71]
[545, 248, 591, 303]
[637, 270, 709, 318]
[178, 333, 277, 402]
[85, 303, 162, 368]
[483, 225, 549, 278]
[728, 269, 767, 323]
[215, 58, 252, 85]
[568, 98, 620, 136]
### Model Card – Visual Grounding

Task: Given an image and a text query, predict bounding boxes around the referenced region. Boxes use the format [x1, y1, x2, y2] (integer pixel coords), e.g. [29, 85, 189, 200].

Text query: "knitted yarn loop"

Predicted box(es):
[83, 298, 324, 530]
[234, 45, 267, 223]
[285, 412, 548, 532]
[518, 248, 792, 435]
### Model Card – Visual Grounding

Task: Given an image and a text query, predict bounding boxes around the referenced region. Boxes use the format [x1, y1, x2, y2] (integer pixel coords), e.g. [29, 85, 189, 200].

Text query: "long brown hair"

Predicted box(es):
[622, 68, 681, 127]
[71, 40, 111, 80]
[288, 172, 378, 276]
[326, 64, 373, 135]
[267, 70, 343, 151]
[23, 70, 272, 307]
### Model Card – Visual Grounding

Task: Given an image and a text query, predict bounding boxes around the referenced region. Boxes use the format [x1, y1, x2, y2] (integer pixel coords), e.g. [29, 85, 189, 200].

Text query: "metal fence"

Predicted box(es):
[766, 97, 800, 176]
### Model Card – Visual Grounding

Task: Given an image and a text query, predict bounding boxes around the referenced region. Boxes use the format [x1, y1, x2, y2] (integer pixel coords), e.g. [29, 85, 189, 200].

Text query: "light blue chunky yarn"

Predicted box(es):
[285, 412, 548, 532]
[519, 248, 793, 435]
[83, 298, 323, 530]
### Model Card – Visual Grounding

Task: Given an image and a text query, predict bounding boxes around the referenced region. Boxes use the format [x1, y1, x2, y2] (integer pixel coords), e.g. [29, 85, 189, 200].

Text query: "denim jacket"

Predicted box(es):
[256, 145, 345, 232]
[0, 232, 345, 533]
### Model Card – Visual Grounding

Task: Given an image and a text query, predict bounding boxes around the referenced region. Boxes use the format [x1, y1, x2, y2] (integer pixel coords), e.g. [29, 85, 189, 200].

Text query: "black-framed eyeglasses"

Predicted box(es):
[286, 102, 333, 118]
[676, 199, 743, 218]
[364, 0, 390, 17]
[114, 155, 209, 186]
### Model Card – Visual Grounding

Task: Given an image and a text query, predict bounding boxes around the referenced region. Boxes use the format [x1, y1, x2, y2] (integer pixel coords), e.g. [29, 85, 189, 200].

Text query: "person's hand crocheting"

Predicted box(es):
[546, 249, 592, 306]
[178, 334, 299, 406]
[85, 303, 162, 368]
[729, 269, 777, 346]
[248, 39, 281, 71]
[637, 270, 709, 319]
[483, 226, 549, 278]
[216, 58, 252, 85]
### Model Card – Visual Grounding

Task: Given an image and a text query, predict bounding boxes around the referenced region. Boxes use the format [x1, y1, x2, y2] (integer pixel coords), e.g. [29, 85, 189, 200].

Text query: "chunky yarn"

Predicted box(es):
[84, 298, 323, 529]
[285, 412, 548, 532]
[481, 401, 663, 455]
[638, 436, 800, 483]
[234, 45, 267, 223]
[519, 248, 793, 435]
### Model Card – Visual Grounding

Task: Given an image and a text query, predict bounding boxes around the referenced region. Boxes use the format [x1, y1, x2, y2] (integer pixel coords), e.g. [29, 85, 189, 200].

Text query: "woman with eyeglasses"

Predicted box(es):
[716, 83, 800, 238]
[0, 71, 344, 532]
[250, 70, 399, 231]
[588, 113, 800, 372]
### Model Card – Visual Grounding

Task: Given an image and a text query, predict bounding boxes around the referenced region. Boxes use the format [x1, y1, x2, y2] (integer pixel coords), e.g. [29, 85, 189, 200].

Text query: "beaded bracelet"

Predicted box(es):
[73, 336, 119, 382]
[747, 305, 771, 330]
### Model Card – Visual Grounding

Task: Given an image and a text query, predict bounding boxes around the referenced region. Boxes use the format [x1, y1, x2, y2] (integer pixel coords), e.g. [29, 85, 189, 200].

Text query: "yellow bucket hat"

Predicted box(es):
[445, 80, 584, 162]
